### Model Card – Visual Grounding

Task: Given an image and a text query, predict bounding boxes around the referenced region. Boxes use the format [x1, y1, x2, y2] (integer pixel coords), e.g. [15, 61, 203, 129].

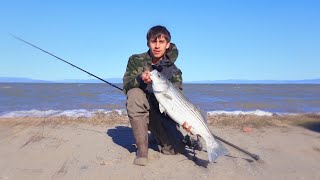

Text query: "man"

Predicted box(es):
[123, 25, 200, 166]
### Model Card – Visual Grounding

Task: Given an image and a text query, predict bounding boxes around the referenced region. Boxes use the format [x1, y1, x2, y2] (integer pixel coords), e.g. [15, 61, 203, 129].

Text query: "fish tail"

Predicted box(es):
[207, 140, 229, 163]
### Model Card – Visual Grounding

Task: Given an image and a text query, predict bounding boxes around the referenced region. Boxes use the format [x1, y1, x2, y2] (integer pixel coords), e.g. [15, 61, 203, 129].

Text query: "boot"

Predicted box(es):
[126, 88, 151, 166]
[130, 118, 149, 166]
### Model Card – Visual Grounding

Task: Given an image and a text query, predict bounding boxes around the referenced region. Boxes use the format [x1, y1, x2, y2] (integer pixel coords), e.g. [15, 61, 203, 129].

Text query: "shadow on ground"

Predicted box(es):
[299, 121, 320, 133]
[107, 126, 211, 167]
[106, 126, 136, 153]
[106, 126, 160, 153]
[183, 148, 210, 167]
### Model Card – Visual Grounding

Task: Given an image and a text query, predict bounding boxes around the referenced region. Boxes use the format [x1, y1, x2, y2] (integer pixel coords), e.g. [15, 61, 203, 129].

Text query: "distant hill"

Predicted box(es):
[0, 77, 52, 83]
[186, 79, 320, 84]
[53, 78, 122, 83]
[1, 77, 320, 84]
[0, 77, 122, 83]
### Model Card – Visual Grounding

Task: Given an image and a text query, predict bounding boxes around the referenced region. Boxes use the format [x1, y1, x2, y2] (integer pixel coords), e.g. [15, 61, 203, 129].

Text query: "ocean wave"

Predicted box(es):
[207, 110, 274, 116]
[1, 109, 318, 118]
[206, 110, 320, 116]
[0, 86, 12, 89]
[0, 109, 127, 118]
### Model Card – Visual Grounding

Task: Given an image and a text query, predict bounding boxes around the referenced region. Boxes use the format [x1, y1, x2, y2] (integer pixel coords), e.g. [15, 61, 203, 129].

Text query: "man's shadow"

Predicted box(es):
[106, 126, 159, 153]
[299, 121, 320, 133]
[106, 125, 210, 167]
[106, 126, 136, 153]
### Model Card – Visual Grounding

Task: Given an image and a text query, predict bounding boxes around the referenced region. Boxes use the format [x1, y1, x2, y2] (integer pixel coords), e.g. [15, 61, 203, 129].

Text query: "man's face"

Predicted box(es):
[148, 35, 170, 60]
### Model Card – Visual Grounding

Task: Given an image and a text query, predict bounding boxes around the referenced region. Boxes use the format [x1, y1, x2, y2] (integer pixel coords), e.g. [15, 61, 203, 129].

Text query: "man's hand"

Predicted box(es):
[141, 70, 152, 84]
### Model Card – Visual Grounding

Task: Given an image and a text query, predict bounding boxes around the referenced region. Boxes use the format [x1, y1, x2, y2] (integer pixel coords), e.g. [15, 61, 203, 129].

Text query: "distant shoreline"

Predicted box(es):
[1, 82, 320, 85]
[1, 77, 320, 84]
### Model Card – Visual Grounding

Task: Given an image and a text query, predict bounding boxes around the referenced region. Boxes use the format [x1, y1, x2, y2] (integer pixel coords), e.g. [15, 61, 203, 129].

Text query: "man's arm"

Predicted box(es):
[123, 56, 145, 94]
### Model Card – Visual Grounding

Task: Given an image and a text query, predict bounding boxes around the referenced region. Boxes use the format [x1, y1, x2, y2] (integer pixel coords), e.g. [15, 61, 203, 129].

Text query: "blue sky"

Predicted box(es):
[0, 0, 319, 81]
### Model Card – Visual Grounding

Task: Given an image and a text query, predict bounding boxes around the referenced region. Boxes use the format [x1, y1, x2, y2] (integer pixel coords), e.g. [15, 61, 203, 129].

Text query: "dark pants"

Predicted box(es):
[126, 88, 185, 157]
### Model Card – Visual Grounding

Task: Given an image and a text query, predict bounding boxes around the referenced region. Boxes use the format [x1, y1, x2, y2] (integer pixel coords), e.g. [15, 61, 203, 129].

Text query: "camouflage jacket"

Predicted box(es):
[123, 43, 183, 94]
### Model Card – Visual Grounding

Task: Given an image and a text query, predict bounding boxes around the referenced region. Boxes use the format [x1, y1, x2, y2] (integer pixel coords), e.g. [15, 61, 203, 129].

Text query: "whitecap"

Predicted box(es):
[207, 110, 274, 116]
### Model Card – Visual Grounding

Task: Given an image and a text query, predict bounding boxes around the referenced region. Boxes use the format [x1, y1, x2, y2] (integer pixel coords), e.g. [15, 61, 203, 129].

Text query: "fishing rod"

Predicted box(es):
[212, 134, 260, 160]
[11, 34, 123, 91]
[12, 34, 260, 161]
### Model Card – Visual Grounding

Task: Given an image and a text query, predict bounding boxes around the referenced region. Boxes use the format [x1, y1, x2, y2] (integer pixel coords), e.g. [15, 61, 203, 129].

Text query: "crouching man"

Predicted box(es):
[123, 25, 201, 166]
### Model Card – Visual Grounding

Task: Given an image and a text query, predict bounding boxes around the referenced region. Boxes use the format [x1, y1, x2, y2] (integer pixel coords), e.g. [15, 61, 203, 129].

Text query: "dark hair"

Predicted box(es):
[146, 25, 171, 42]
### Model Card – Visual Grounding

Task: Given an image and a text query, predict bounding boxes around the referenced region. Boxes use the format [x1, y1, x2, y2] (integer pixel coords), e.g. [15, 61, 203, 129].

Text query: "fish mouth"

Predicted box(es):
[150, 69, 158, 75]
[150, 70, 157, 80]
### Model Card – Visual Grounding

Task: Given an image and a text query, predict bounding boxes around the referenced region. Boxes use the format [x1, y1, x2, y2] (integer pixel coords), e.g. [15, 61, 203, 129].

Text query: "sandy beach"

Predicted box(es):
[0, 114, 319, 180]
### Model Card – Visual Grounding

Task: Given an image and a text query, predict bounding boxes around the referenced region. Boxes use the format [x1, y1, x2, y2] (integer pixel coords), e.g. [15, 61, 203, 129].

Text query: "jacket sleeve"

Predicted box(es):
[170, 66, 183, 91]
[122, 56, 145, 94]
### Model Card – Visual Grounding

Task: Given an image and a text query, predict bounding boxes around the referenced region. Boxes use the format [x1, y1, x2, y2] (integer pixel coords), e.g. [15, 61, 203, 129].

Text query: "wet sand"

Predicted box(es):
[0, 115, 319, 180]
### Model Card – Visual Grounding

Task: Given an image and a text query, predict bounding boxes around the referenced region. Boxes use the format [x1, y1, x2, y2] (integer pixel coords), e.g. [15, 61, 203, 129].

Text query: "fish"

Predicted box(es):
[150, 69, 228, 162]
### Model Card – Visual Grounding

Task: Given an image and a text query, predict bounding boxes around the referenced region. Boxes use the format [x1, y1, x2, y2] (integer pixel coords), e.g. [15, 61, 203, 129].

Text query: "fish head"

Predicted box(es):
[150, 69, 169, 92]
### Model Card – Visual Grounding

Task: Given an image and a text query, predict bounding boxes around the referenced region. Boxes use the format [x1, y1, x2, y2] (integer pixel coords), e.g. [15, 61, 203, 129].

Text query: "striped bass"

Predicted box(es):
[150, 69, 228, 162]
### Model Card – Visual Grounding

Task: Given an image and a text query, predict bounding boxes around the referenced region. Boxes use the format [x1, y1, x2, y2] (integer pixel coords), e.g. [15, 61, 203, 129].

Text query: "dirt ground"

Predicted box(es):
[0, 115, 319, 180]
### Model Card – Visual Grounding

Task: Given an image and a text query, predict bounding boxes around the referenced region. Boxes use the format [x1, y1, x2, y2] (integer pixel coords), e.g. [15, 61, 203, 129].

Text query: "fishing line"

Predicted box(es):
[10, 34, 123, 91]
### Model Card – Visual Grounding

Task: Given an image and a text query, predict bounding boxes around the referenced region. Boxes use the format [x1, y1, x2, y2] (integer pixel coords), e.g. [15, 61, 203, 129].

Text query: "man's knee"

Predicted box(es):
[127, 88, 145, 99]
[126, 88, 150, 113]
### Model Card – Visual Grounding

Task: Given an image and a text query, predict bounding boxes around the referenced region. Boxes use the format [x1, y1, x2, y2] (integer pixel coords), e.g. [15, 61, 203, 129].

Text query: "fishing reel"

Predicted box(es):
[182, 134, 203, 161]
[182, 134, 203, 151]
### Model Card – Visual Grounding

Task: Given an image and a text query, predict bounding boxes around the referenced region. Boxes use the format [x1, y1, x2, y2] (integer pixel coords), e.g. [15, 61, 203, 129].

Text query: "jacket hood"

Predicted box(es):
[165, 43, 179, 64]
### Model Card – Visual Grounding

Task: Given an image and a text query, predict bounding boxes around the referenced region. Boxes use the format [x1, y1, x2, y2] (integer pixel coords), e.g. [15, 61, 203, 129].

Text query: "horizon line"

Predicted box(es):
[1, 77, 320, 83]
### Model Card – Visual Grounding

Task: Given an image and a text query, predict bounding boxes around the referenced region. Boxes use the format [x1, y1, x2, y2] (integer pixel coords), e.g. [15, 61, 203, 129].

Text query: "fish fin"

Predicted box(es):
[207, 141, 229, 163]
[162, 90, 173, 100]
[159, 103, 166, 114]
